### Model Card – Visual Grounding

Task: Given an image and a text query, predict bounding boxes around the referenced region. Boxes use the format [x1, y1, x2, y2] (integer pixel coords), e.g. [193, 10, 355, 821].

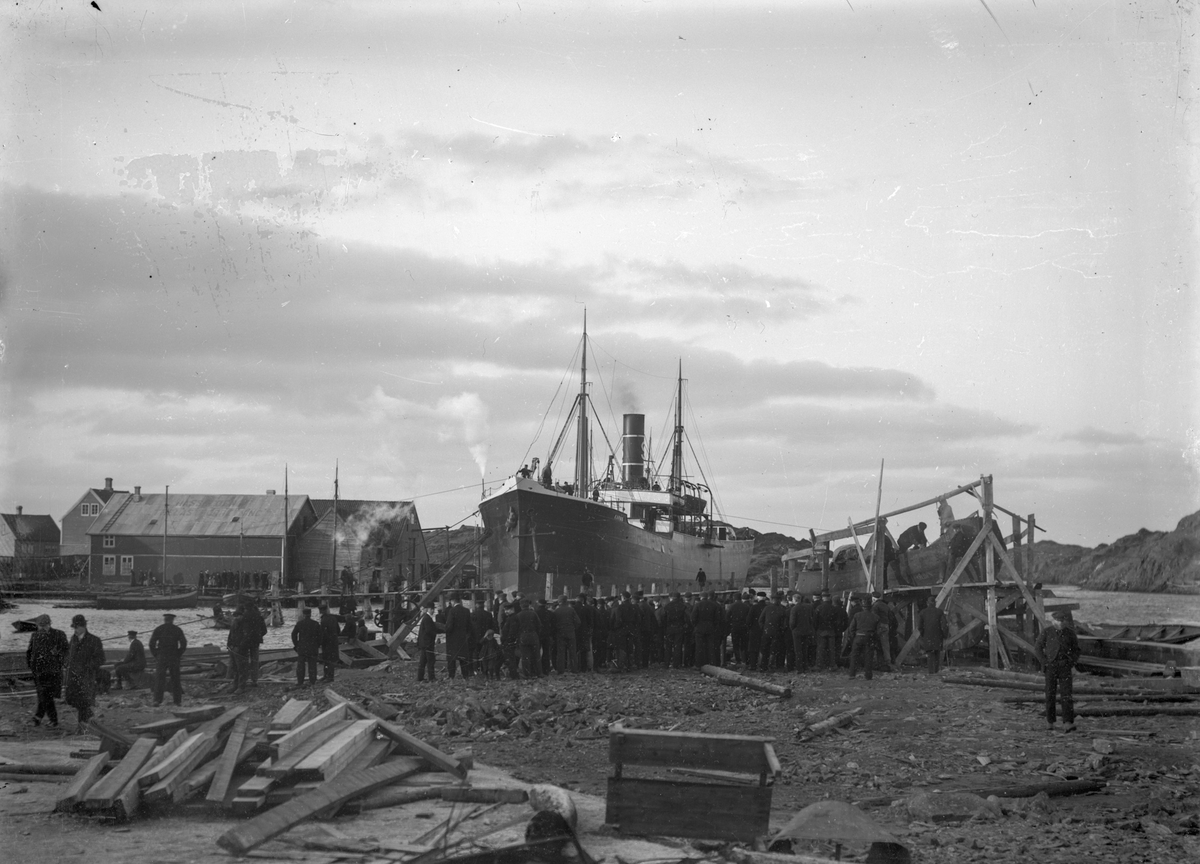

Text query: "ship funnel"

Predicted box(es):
[622, 414, 645, 485]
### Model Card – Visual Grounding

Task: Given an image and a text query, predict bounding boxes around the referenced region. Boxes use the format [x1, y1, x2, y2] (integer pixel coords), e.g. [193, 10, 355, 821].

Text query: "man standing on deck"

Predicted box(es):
[26, 614, 68, 728]
[113, 630, 145, 690]
[149, 612, 188, 706]
[696, 568, 707, 589]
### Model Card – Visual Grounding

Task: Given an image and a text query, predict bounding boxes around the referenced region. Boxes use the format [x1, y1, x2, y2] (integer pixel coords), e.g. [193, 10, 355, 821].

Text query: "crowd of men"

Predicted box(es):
[410, 587, 950, 683]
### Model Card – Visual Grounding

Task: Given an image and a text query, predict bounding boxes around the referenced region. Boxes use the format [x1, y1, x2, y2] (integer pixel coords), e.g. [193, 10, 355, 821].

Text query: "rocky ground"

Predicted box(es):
[1, 660, 1198, 864]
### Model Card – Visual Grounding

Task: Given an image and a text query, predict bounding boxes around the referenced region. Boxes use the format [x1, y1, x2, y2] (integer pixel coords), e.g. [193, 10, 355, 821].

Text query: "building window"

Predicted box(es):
[102, 555, 116, 576]
[92, 503, 100, 516]
[385, 546, 394, 560]
[103, 536, 115, 548]
[120, 556, 134, 575]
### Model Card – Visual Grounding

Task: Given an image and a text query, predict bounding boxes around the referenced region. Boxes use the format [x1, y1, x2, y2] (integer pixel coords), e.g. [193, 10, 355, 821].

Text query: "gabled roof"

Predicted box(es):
[309, 499, 415, 523]
[1, 513, 61, 543]
[89, 493, 314, 538]
[92, 485, 127, 504]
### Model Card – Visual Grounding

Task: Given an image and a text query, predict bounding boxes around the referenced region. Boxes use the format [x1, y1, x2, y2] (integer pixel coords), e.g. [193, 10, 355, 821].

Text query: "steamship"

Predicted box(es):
[477, 322, 754, 597]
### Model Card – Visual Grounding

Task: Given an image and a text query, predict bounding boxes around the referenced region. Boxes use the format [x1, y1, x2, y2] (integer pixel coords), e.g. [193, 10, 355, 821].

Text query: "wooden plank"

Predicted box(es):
[813, 479, 987, 544]
[324, 688, 467, 779]
[112, 770, 143, 821]
[194, 705, 250, 737]
[185, 734, 260, 802]
[80, 737, 157, 809]
[87, 719, 135, 757]
[293, 719, 377, 780]
[171, 704, 225, 722]
[206, 714, 251, 803]
[605, 777, 771, 841]
[351, 639, 388, 660]
[933, 523, 992, 610]
[129, 716, 193, 737]
[270, 703, 349, 760]
[270, 699, 315, 730]
[217, 759, 423, 855]
[137, 732, 208, 788]
[440, 787, 529, 804]
[144, 732, 222, 804]
[260, 723, 352, 778]
[133, 728, 190, 786]
[608, 725, 775, 775]
[313, 742, 401, 819]
[55, 752, 111, 812]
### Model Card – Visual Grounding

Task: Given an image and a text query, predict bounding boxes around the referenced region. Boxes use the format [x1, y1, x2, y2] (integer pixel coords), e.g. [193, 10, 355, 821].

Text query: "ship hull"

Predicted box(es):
[479, 480, 753, 597]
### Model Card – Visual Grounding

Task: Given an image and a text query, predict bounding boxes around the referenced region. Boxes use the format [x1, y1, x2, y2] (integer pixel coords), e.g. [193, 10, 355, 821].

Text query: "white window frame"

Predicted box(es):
[91, 503, 100, 516]
[120, 555, 134, 576]
[103, 535, 115, 548]
[81, 503, 90, 516]
[102, 555, 116, 576]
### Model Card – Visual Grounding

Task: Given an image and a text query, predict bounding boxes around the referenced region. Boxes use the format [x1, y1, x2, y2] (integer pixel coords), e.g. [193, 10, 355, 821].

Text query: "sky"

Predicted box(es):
[1, 0, 1198, 550]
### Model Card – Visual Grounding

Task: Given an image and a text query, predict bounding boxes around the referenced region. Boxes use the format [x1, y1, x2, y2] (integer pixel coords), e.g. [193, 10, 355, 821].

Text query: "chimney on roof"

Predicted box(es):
[15, 505, 22, 516]
[104, 478, 113, 492]
[266, 490, 276, 495]
[134, 486, 142, 501]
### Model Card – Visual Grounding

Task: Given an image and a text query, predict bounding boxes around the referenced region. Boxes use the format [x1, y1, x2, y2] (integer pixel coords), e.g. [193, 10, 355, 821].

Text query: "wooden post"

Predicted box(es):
[983, 475, 1002, 669]
[1026, 513, 1038, 645]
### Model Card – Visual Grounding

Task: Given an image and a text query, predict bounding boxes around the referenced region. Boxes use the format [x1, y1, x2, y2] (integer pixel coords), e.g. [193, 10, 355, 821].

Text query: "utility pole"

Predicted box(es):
[330, 461, 339, 590]
[162, 485, 169, 587]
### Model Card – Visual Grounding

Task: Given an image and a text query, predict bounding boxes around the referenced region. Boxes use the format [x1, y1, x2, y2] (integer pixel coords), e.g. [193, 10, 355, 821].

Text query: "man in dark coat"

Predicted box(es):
[636, 592, 656, 667]
[789, 594, 816, 672]
[592, 598, 610, 669]
[916, 596, 949, 673]
[814, 592, 838, 669]
[727, 592, 750, 665]
[614, 592, 638, 671]
[416, 600, 441, 683]
[691, 590, 721, 668]
[318, 605, 341, 682]
[516, 599, 542, 678]
[535, 598, 556, 676]
[897, 522, 928, 554]
[499, 603, 520, 680]
[847, 602, 880, 680]
[871, 595, 896, 671]
[64, 614, 105, 729]
[470, 593, 499, 673]
[149, 612, 188, 706]
[746, 593, 766, 670]
[661, 592, 687, 668]
[575, 594, 595, 672]
[758, 592, 787, 672]
[553, 594, 580, 673]
[113, 629, 146, 690]
[695, 568, 707, 589]
[242, 602, 268, 687]
[26, 614, 69, 728]
[1035, 611, 1081, 732]
[227, 610, 251, 693]
[444, 593, 474, 679]
[291, 607, 323, 687]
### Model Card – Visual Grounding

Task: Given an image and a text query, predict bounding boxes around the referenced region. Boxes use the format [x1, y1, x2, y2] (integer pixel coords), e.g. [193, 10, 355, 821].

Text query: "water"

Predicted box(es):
[1047, 585, 1200, 627]
[0, 599, 300, 654]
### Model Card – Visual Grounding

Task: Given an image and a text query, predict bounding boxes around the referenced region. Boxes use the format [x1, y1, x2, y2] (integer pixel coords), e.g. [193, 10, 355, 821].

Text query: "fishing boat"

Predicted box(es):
[478, 321, 754, 597]
[10, 617, 39, 633]
[94, 588, 199, 610]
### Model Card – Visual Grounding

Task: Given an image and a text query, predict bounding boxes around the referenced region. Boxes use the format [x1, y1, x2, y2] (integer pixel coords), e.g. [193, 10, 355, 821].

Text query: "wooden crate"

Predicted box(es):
[604, 724, 779, 842]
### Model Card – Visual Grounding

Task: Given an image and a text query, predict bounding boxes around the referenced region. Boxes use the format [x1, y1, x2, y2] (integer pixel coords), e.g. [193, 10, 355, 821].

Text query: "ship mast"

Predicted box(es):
[574, 312, 589, 497]
[670, 360, 683, 494]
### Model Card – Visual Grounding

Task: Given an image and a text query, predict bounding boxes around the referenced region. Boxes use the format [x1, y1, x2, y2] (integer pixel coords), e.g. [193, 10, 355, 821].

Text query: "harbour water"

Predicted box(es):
[1049, 584, 1200, 627]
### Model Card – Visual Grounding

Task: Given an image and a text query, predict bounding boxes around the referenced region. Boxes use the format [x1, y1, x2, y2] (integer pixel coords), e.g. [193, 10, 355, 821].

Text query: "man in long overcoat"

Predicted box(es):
[291, 607, 323, 687]
[444, 593, 474, 679]
[26, 614, 68, 728]
[64, 614, 105, 730]
[318, 605, 341, 682]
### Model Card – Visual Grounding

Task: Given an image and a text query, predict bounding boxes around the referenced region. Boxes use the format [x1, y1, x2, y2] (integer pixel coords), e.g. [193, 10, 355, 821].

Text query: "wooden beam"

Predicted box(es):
[988, 534, 1049, 627]
[260, 723, 352, 778]
[933, 521, 992, 609]
[701, 665, 792, 698]
[270, 703, 348, 760]
[86, 719, 135, 757]
[55, 752, 111, 812]
[206, 714, 251, 804]
[137, 732, 208, 788]
[293, 719, 378, 781]
[217, 759, 424, 856]
[847, 518, 873, 592]
[185, 734, 259, 802]
[80, 737, 157, 810]
[194, 705, 249, 737]
[270, 699, 315, 731]
[128, 716, 193, 738]
[813, 478, 986, 543]
[324, 688, 467, 780]
[313, 742, 403, 820]
[133, 729, 190, 787]
[144, 733, 222, 804]
[171, 704, 225, 722]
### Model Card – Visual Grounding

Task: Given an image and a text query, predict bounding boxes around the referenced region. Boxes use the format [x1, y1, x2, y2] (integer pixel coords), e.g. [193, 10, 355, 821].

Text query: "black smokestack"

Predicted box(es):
[622, 414, 645, 485]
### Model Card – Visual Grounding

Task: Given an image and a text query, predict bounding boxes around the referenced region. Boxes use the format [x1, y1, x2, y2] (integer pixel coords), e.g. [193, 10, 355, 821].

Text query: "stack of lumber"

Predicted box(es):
[56, 689, 470, 831]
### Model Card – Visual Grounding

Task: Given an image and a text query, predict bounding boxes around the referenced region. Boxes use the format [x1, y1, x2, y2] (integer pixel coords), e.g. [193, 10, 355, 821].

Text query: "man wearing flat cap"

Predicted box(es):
[64, 614, 105, 730]
[26, 614, 69, 728]
[113, 629, 146, 690]
[149, 612, 188, 706]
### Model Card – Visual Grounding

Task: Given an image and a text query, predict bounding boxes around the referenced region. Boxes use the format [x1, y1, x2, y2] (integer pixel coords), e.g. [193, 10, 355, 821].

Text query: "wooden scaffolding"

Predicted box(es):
[808, 474, 1047, 670]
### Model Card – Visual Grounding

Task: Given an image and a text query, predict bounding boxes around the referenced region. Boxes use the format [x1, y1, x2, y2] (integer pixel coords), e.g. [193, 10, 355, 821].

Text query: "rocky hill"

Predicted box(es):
[1032, 509, 1200, 593]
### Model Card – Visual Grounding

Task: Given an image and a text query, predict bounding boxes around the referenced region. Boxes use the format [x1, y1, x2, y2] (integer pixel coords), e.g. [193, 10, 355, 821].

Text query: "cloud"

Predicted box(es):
[1060, 426, 1146, 447]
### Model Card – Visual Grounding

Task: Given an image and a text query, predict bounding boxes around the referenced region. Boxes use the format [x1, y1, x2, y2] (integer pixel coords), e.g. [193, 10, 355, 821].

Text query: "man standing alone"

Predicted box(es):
[26, 614, 68, 728]
[149, 612, 188, 706]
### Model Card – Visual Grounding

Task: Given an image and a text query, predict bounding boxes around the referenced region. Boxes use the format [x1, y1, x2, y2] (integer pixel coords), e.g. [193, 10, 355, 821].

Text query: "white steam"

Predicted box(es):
[437, 392, 491, 478]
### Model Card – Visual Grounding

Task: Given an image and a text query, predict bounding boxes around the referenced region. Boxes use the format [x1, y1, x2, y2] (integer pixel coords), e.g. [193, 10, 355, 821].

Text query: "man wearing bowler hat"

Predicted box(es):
[26, 614, 69, 728]
[149, 612, 188, 706]
[64, 614, 105, 730]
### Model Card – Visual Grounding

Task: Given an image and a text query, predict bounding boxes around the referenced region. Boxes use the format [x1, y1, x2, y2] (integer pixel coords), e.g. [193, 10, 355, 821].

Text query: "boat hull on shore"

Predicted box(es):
[479, 478, 754, 596]
[95, 589, 199, 610]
